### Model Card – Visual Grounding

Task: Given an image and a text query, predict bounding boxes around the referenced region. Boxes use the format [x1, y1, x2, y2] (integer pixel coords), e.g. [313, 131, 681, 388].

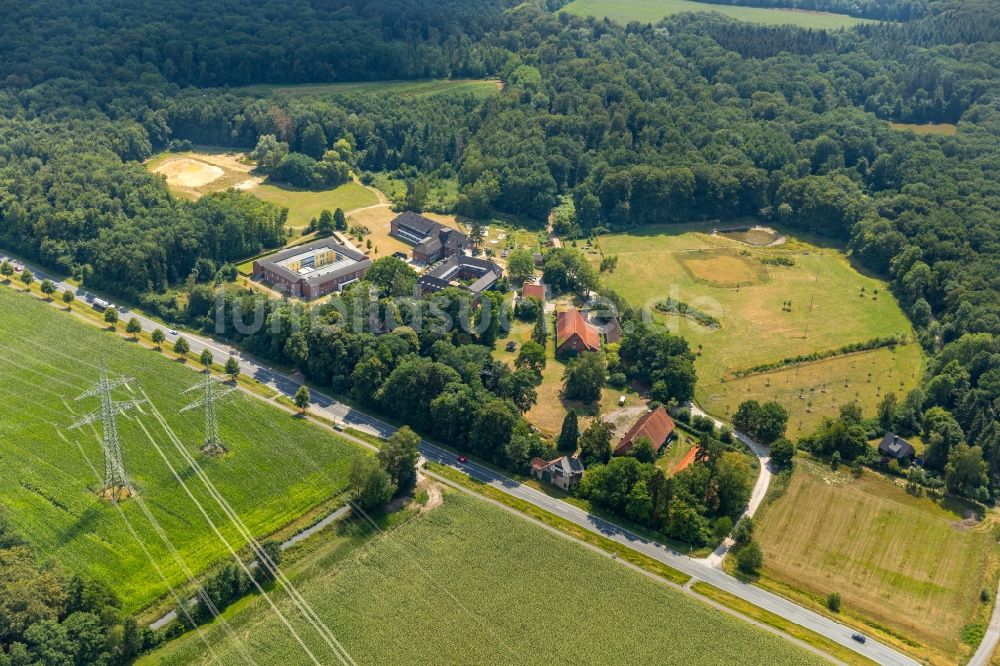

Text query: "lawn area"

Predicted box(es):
[251, 180, 378, 229]
[0, 286, 363, 613]
[142, 491, 823, 665]
[750, 458, 1000, 663]
[232, 78, 502, 100]
[657, 430, 696, 474]
[496, 316, 626, 436]
[595, 224, 920, 435]
[561, 0, 872, 27]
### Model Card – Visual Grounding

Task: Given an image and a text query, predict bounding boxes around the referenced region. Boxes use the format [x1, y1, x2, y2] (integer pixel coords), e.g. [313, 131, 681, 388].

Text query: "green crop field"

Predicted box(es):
[234, 78, 503, 99]
[0, 287, 363, 612]
[595, 224, 921, 433]
[750, 459, 1000, 662]
[561, 0, 872, 28]
[144, 492, 823, 665]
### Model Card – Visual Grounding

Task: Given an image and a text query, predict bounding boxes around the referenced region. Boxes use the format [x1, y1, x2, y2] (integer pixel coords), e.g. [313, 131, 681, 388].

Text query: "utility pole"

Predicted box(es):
[180, 375, 236, 456]
[71, 361, 143, 502]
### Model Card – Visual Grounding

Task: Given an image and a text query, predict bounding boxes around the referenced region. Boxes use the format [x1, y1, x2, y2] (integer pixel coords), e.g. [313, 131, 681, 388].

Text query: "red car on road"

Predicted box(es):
[457, 455, 468, 464]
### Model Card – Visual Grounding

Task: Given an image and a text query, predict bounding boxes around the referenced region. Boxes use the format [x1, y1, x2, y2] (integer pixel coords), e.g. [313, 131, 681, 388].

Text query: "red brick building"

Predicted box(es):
[614, 406, 676, 456]
[556, 308, 601, 355]
[252, 238, 371, 299]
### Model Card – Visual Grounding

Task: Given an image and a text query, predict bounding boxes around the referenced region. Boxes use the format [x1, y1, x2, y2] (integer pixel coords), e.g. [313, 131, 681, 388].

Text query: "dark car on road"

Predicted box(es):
[851, 633, 866, 644]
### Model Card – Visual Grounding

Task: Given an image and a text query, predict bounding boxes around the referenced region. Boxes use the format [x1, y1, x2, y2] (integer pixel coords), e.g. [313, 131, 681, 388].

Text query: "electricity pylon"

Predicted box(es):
[71, 361, 143, 502]
[180, 375, 236, 456]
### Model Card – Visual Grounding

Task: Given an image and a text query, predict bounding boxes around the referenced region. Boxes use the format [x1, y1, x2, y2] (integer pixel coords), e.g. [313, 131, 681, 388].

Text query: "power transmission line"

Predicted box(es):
[180, 375, 237, 455]
[70, 360, 143, 501]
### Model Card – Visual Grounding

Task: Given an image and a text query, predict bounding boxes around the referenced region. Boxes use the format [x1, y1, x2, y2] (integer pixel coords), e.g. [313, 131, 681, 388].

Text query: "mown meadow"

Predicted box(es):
[594, 224, 921, 430]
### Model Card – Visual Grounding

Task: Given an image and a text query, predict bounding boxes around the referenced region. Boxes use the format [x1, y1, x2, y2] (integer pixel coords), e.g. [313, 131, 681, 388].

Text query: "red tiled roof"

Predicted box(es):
[530, 457, 550, 471]
[522, 283, 545, 301]
[556, 309, 601, 352]
[614, 406, 675, 456]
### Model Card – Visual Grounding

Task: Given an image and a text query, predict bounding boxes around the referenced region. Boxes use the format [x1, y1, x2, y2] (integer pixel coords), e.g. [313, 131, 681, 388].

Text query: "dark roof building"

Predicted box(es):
[879, 432, 916, 460]
[604, 317, 623, 344]
[530, 455, 585, 490]
[614, 406, 676, 456]
[556, 309, 601, 355]
[416, 254, 503, 301]
[252, 238, 371, 299]
[390, 211, 470, 264]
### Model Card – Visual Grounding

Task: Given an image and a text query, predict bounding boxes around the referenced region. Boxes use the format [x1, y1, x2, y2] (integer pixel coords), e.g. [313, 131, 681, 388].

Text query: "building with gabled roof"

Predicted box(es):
[556, 308, 601, 355]
[879, 432, 916, 461]
[530, 455, 585, 490]
[614, 406, 676, 457]
[390, 211, 470, 264]
[522, 282, 546, 302]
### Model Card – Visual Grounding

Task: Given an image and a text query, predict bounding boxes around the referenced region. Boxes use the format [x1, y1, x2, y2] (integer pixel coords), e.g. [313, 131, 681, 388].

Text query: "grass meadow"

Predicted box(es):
[0, 287, 363, 612]
[143, 491, 823, 665]
[251, 180, 378, 229]
[889, 122, 959, 136]
[233, 78, 503, 100]
[560, 0, 872, 28]
[594, 224, 921, 433]
[750, 459, 1000, 663]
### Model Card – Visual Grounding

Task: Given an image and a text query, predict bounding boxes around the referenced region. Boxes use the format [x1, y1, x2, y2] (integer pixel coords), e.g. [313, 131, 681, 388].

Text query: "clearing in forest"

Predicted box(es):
[595, 223, 921, 434]
[560, 0, 873, 29]
[750, 458, 999, 663]
[146, 149, 379, 230]
[0, 286, 362, 613]
[232, 78, 503, 99]
[142, 492, 823, 666]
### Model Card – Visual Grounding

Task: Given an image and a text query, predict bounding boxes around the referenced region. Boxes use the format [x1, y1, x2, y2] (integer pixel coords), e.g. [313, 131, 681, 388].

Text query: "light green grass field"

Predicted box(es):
[251, 181, 378, 229]
[751, 459, 999, 663]
[0, 287, 363, 612]
[595, 225, 920, 430]
[143, 492, 822, 665]
[234, 78, 503, 99]
[561, 0, 871, 28]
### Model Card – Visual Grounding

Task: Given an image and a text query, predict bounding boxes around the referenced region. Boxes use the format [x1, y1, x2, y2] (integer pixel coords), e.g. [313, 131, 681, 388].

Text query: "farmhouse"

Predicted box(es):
[416, 254, 503, 301]
[879, 432, 916, 461]
[556, 308, 601, 355]
[253, 238, 371, 299]
[530, 455, 585, 490]
[614, 406, 676, 457]
[390, 211, 470, 263]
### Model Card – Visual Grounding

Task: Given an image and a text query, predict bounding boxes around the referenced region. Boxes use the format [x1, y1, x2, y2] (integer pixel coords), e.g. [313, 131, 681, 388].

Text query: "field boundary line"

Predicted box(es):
[425, 465, 845, 665]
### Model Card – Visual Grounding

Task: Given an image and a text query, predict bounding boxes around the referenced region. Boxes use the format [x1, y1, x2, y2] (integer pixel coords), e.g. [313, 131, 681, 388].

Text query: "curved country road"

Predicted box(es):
[2, 250, 920, 666]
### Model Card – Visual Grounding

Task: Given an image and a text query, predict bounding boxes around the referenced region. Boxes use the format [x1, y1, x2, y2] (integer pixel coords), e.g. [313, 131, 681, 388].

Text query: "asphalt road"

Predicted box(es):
[3, 252, 920, 665]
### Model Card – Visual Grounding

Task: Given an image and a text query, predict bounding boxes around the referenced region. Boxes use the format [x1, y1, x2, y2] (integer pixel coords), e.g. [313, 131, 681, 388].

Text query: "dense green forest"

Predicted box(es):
[0, 0, 998, 529]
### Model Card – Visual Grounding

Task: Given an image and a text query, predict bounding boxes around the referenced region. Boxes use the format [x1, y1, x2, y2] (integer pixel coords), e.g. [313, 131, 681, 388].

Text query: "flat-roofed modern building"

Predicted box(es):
[253, 238, 371, 299]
